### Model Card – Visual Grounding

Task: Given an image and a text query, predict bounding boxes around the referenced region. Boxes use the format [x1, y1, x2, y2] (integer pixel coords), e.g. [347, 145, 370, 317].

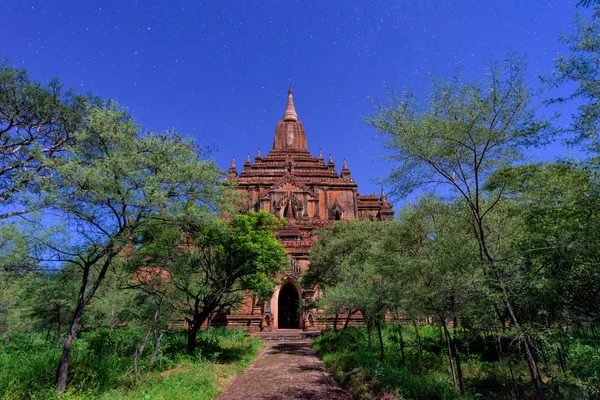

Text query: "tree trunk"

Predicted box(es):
[56, 297, 85, 393]
[442, 320, 464, 394]
[481, 225, 544, 399]
[376, 322, 385, 361]
[367, 322, 373, 347]
[398, 324, 406, 365]
[56, 253, 116, 393]
[491, 328, 504, 365]
[149, 304, 163, 371]
[444, 323, 458, 389]
[508, 360, 521, 400]
[134, 328, 151, 375]
[413, 320, 422, 357]
[186, 308, 211, 355]
[496, 327, 521, 400]
[149, 332, 164, 371]
[343, 310, 355, 330]
[523, 335, 544, 399]
[333, 313, 339, 331]
[451, 333, 465, 394]
[187, 322, 199, 355]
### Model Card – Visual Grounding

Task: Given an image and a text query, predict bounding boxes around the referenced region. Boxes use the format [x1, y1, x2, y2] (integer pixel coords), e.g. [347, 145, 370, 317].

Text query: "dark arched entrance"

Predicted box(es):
[278, 283, 300, 329]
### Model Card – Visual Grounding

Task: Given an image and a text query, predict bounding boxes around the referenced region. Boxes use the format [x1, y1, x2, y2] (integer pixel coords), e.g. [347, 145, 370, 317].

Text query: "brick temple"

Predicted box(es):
[217, 89, 394, 331]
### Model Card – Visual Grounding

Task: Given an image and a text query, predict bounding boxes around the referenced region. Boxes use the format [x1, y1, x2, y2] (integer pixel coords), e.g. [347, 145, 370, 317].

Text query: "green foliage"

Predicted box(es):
[131, 209, 287, 313]
[366, 56, 549, 199]
[314, 326, 600, 400]
[306, 220, 388, 322]
[0, 328, 261, 399]
[314, 327, 467, 400]
[545, 8, 600, 152]
[128, 209, 287, 353]
[0, 61, 87, 219]
[488, 162, 600, 325]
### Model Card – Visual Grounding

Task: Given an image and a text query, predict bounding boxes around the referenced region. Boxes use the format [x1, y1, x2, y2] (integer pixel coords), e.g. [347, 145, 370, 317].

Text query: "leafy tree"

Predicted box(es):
[395, 198, 490, 393]
[489, 162, 600, 326]
[42, 103, 222, 393]
[367, 57, 550, 398]
[307, 221, 388, 348]
[0, 62, 86, 219]
[129, 209, 287, 354]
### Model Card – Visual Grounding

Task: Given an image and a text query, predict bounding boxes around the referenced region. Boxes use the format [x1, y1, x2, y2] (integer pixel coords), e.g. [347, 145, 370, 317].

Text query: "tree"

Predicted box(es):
[488, 162, 600, 326]
[367, 57, 550, 399]
[394, 198, 490, 393]
[0, 62, 86, 219]
[543, 1, 600, 154]
[307, 221, 388, 345]
[129, 209, 287, 354]
[44, 103, 222, 393]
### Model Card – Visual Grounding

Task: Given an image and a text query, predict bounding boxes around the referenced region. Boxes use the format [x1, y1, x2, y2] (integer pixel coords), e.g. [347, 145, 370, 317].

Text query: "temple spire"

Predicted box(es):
[283, 87, 298, 122]
[227, 156, 237, 178]
[341, 158, 351, 178]
[380, 187, 390, 206]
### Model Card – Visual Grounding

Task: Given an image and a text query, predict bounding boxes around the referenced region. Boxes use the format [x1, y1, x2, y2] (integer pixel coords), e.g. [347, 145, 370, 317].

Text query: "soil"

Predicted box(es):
[218, 339, 352, 400]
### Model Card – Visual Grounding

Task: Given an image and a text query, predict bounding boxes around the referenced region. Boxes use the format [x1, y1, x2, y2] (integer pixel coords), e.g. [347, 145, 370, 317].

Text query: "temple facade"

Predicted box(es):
[217, 89, 394, 331]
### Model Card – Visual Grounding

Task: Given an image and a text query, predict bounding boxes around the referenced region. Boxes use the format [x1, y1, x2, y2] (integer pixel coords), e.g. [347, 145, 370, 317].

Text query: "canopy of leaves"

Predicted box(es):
[0, 62, 87, 219]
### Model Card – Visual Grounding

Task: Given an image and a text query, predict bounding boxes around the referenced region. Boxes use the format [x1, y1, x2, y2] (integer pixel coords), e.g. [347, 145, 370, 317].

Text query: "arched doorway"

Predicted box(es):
[278, 283, 299, 329]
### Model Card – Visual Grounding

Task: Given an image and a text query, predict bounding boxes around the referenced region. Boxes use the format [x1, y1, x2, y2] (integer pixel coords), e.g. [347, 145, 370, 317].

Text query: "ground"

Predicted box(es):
[218, 334, 351, 400]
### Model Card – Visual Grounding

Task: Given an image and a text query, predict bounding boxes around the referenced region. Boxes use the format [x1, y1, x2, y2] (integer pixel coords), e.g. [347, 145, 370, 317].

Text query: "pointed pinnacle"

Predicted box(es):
[283, 87, 298, 122]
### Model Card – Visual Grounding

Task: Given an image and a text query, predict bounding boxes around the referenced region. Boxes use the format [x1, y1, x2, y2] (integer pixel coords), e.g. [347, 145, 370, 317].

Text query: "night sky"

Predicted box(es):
[1, 1, 585, 208]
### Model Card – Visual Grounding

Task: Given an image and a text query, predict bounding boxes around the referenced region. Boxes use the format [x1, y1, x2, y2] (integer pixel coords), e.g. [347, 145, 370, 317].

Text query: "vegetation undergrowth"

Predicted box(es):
[313, 326, 600, 400]
[0, 327, 261, 399]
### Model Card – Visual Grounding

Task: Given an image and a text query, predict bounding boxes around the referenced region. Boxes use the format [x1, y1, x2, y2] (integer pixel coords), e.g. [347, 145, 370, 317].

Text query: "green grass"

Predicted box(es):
[313, 325, 600, 400]
[0, 328, 262, 400]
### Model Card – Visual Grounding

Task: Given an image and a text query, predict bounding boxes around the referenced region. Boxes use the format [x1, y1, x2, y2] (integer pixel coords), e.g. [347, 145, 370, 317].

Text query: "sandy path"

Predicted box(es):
[218, 340, 352, 400]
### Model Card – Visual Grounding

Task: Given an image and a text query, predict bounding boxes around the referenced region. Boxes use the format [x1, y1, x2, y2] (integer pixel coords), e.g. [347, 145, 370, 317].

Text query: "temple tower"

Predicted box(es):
[221, 89, 394, 331]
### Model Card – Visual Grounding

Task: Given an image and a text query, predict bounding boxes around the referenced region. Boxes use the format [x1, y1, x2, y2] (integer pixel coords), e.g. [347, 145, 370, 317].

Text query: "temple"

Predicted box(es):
[217, 88, 394, 331]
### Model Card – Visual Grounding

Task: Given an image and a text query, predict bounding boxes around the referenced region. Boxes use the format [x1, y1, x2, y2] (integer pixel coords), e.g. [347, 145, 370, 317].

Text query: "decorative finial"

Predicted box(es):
[319, 148, 323, 159]
[328, 154, 334, 164]
[380, 187, 392, 211]
[283, 87, 298, 122]
[227, 156, 238, 178]
[244, 153, 252, 168]
[341, 158, 351, 178]
[257, 147, 261, 157]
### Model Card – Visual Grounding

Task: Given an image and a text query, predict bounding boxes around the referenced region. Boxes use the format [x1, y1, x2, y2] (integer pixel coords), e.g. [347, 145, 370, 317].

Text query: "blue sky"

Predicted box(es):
[1, 1, 585, 208]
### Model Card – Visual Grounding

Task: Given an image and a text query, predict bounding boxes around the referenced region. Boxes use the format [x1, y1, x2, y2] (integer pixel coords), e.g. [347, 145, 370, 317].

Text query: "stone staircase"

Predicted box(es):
[254, 329, 321, 341]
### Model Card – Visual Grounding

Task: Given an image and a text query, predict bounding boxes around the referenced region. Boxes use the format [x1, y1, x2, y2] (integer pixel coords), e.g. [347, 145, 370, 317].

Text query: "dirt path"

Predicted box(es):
[218, 340, 352, 400]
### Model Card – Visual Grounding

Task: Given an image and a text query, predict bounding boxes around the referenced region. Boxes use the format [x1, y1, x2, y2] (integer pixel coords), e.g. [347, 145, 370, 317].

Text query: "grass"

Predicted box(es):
[313, 325, 600, 400]
[0, 328, 262, 399]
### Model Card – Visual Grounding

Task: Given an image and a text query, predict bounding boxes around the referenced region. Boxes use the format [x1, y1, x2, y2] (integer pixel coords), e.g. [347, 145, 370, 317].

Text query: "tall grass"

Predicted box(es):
[313, 325, 600, 400]
[0, 328, 261, 399]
